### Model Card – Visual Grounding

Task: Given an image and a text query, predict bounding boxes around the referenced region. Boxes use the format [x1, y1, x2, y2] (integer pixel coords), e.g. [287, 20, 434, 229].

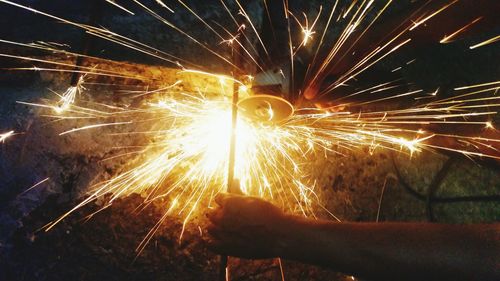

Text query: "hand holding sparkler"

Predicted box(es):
[207, 193, 292, 259]
[207, 194, 500, 281]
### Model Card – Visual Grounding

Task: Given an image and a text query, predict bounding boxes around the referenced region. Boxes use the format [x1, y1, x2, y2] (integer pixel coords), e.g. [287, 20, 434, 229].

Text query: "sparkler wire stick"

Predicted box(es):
[219, 24, 245, 281]
[226, 76, 240, 195]
[218, 76, 239, 281]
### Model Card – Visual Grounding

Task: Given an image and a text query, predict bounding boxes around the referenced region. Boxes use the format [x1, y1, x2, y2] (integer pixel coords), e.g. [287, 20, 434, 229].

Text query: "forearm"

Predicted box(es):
[277, 218, 500, 281]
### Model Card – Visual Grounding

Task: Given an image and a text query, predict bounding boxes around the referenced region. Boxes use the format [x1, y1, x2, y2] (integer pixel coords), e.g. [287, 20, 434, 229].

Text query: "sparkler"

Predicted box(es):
[1, 0, 499, 264]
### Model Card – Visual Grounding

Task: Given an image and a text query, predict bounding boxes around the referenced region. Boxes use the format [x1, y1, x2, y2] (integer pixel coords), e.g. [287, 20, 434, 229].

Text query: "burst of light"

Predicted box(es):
[485, 121, 495, 130]
[301, 25, 315, 46]
[33, 77, 500, 237]
[54, 75, 86, 114]
[289, 6, 323, 47]
[42, 91, 329, 232]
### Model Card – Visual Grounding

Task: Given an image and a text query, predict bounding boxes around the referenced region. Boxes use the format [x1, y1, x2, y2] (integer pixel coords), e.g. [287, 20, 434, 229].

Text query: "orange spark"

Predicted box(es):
[410, 0, 458, 31]
[470, 35, 500, 50]
[440, 17, 483, 44]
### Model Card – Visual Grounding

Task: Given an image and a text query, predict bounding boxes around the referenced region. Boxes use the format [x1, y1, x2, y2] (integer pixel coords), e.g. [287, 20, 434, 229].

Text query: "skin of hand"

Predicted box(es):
[207, 193, 500, 281]
[206, 193, 294, 259]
